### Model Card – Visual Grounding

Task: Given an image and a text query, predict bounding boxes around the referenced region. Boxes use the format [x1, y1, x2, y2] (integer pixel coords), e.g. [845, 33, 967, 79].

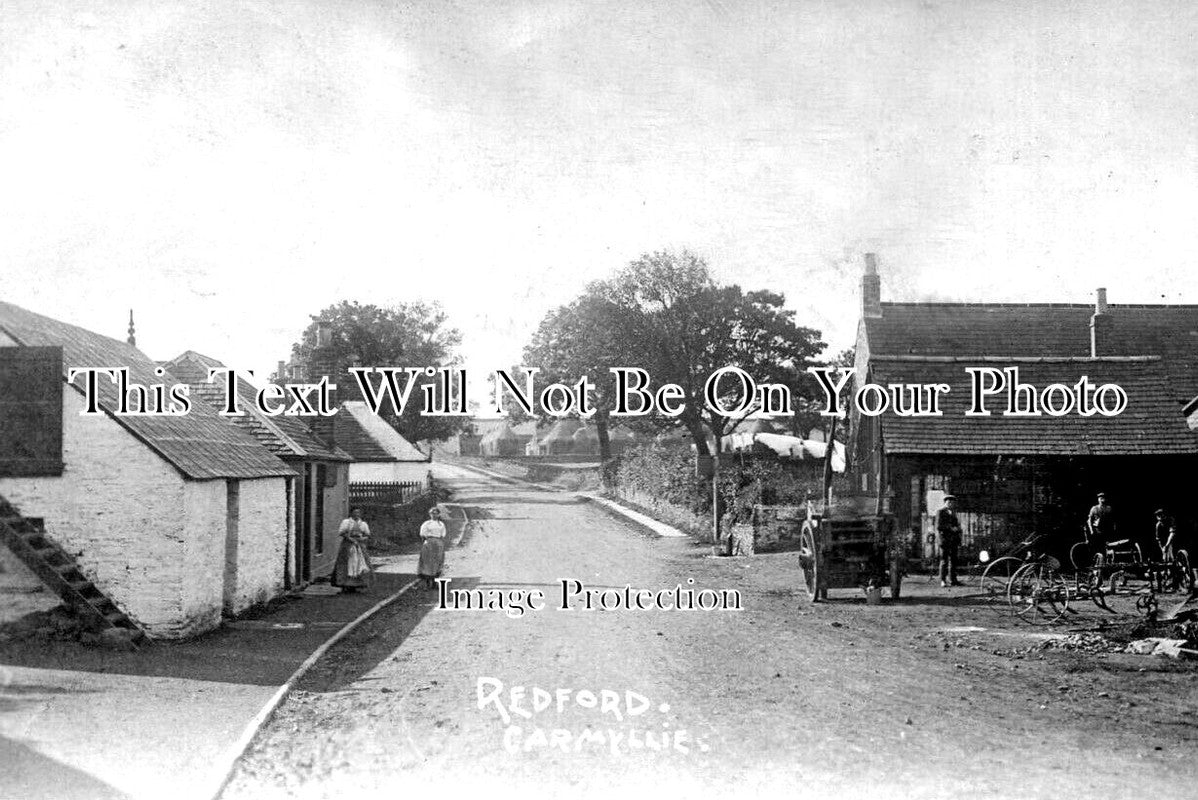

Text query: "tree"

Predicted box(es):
[284, 300, 466, 443]
[598, 250, 826, 553]
[522, 291, 643, 467]
[598, 250, 826, 456]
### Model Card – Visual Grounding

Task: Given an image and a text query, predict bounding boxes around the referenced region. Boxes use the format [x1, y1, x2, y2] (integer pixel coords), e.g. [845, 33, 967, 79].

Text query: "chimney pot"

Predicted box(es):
[316, 320, 332, 347]
[861, 253, 882, 319]
[1090, 288, 1112, 357]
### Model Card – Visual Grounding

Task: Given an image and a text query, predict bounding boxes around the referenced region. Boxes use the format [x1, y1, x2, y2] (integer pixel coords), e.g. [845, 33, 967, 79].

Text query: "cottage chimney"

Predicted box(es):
[310, 324, 339, 447]
[862, 253, 882, 319]
[1090, 287, 1111, 357]
[276, 360, 286, 382]
[316, 320, 333, 348]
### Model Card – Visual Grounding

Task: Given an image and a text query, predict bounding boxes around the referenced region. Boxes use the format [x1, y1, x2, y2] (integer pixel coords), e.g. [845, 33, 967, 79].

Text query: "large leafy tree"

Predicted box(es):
[283, 300, 465, 443]
[598, 250, 826, 456]
[522, 291, 643, 465]
[597, 250, 826, 552]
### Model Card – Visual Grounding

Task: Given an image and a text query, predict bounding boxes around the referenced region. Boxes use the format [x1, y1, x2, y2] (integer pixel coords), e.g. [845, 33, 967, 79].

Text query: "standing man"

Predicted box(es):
[936, 494, 963, 588]
[1154, 508, 1176, 562]
[1087, 492, 1116, 552]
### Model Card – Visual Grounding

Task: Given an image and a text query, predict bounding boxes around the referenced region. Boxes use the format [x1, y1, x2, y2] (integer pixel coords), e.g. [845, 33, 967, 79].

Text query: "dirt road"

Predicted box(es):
[225, 465, 1198, 800]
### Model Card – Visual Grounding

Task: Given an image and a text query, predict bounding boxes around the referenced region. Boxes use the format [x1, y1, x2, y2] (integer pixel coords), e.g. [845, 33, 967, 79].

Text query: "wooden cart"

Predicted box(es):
[798, 498, 905, 601]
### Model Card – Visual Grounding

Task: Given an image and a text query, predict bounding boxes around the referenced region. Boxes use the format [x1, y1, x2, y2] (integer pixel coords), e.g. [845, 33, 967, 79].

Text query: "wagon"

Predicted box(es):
[798, 496, 906, 601]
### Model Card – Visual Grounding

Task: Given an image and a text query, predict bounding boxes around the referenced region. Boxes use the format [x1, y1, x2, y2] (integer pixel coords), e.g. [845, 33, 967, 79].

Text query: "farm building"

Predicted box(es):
[0, 302, 295, 639]
[164, 351, 352, 586]
[848, 254, 1198, 566]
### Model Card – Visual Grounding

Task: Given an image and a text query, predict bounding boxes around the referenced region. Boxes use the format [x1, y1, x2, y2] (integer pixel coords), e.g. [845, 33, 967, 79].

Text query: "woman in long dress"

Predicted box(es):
[417, 506, 447, 589]
[332, 507, 372, 593]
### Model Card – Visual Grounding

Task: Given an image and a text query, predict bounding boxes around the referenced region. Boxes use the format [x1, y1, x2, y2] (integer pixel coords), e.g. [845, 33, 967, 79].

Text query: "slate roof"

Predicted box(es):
[334, 402, 428, 462]
[0, 301, 295, 480]
[864, 303, 1198, 402]
[869, 357, 1198, 456]
[164, 351, 351, 463]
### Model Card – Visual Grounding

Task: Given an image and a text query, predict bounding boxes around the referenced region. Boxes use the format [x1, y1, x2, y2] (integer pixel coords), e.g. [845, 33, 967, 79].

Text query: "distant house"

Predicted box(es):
[164, 351, 353, 586]
[571, 424, 600, 456]
[849, 254, 1198, 563]
[480, 421, 533, 457]
[0, 302, 295, 639]
[444, 418, 508, 456]
[332, 401, 431, 484]
[533, 419, 583, 455]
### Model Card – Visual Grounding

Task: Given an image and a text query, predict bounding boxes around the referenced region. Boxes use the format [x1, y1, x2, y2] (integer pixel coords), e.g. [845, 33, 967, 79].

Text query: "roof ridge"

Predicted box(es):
[880, 301, 1198, 310]
[870, 355, 1162, 363]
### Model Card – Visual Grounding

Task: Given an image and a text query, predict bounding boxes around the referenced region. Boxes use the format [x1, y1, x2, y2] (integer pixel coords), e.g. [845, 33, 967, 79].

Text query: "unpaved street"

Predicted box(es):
[225, 466, 1198, 800]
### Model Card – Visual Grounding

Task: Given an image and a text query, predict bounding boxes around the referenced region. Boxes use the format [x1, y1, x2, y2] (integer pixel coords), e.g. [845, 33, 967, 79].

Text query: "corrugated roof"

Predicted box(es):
[334, 402, 428, 462]
[868, 357, 1198, 456]
[164, 351, 351, 463]
[0, 302, 296, 480]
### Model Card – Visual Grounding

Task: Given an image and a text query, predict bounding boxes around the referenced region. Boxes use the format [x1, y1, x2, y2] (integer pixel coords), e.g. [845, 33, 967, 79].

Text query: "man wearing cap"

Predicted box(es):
[936, 494, 963, 587]
[1154, 508, 1177, 562]
[1087, 493, 1116, 551]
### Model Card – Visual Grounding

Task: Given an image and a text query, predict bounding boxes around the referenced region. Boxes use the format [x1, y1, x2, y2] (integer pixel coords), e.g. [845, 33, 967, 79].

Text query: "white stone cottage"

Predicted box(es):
[333, 401, 432, 484]
[165, 350, 352, 587]
[0, 301, 296, 638]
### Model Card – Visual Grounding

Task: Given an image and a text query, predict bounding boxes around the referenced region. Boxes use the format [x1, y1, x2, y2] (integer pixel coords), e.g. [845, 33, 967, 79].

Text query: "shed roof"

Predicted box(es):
[164, 351, 351, 463]
[0, 301, 295, 480]
[334, 402, 428, 462]
[864, 302, 1198, 402]
[869, 357, 1198, 456]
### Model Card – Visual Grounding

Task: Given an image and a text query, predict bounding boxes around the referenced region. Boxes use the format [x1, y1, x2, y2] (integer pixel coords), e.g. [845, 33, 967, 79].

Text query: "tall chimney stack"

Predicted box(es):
[1090, 287, 1110, 357]
[861, 253, 882, 319]
[310, 320, 338, 447]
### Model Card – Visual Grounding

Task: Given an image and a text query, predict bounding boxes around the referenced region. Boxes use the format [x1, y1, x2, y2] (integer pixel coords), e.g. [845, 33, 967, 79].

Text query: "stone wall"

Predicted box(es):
[0, 547, 57, 619]
[0, 385, 194, 635]
[0, 384, 293, 638]
[226, 476, 289, 615]
[349, 461, 432, 483]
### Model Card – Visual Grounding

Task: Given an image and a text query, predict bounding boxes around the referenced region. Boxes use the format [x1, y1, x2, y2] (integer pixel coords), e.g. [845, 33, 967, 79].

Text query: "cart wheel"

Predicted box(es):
[979, 556, 1022, 605]
[1007, 561, 1071, 625]
[1177, 551, 1195, 593]
[1069, 541, 1091, 572]
[799, 520, 820, 602]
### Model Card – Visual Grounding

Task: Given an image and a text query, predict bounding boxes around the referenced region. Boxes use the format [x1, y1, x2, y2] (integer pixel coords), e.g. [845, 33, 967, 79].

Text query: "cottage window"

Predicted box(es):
[0, 346, 64, 476]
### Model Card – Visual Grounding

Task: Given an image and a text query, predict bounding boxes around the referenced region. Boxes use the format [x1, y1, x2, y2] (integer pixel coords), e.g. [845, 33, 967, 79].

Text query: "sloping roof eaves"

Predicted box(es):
[165, 352, 350, 463]
[864, 303, 1198, 402]
[334, 403, 428, 463]
[0, 302, 295, 480]
[869, 357, 1198, 456]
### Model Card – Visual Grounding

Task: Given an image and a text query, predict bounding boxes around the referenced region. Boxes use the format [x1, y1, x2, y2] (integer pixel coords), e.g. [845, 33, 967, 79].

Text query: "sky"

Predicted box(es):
[2, 0, 1197, 401]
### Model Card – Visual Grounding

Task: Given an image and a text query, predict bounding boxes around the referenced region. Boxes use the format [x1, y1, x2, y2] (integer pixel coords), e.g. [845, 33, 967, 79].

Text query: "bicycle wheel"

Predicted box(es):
[1007, 561, 1072, 625]
[978, 556, 1023, 604]
[1069, 541, 1092, 572]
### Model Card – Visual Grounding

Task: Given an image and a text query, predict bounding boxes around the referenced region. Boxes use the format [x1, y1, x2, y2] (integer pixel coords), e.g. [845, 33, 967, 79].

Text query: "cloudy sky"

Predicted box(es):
[2, 0, 1196, 393]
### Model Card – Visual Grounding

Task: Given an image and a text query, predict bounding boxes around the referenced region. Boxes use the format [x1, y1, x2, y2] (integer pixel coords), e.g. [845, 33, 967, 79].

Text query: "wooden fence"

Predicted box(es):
[349, 480, 427, 506]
